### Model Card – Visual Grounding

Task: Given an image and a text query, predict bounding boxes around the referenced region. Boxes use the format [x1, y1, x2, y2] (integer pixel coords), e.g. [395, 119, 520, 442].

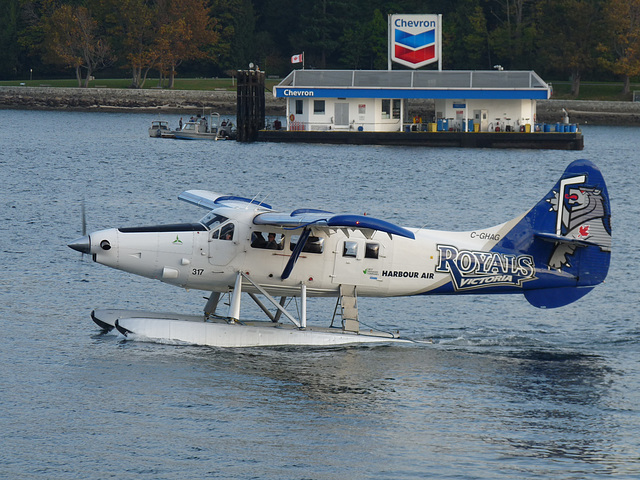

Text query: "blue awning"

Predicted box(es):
[273, 70, 551, 100]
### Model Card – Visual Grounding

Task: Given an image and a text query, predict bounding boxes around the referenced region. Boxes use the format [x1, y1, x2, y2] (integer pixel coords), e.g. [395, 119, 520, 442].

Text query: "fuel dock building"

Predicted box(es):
[259, 69, 583, 150]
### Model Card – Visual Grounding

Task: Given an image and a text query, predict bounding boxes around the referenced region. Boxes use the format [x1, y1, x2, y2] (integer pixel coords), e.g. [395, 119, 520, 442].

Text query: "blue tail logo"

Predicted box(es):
[493, 159, 612, 308]
[546, 176, 611, 270]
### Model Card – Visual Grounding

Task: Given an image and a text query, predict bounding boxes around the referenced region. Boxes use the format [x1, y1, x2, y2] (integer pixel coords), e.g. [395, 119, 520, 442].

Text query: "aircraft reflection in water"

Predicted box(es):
[69, 159, 611, 347]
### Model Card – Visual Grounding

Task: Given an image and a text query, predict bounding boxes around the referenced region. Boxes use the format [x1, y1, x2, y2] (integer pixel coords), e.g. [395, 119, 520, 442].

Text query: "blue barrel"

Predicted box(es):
[570, 124, 577, 133]
[543, 124, 551, 133]
[437, 119, 443, 131]
[555, 123, 562, 132]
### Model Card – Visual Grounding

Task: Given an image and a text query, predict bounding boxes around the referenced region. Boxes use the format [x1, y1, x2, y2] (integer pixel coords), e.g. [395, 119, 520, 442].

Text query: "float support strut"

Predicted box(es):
[204, 292, 221, 318]
[301, 283, 307, 329]
[240, 272, 301, 328]
[228, 272, 243, 322]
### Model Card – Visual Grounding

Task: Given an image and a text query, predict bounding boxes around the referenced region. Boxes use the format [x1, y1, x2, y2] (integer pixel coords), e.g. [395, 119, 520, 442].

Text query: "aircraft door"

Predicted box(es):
[332, 238, 388, 289]
[208, 222, 236, 266]
[334, 103, 349, 126]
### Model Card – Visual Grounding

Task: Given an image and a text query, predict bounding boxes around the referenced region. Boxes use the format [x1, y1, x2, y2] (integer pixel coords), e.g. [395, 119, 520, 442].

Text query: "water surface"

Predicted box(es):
[1, 110, 638, 479]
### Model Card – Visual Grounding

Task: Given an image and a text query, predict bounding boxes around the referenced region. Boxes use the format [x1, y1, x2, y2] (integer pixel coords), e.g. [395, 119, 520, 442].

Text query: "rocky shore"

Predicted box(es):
[1, 85, 640, 125]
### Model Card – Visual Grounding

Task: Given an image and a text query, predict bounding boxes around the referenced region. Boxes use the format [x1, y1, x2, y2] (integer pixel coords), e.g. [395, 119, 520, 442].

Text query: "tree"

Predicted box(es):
[208, 0, 240, 72]
[536, 0, 605, 97]
[154, 0, 220, 88]
[339, 9, 387, 70]
[298, 0, 350, 68]
[97, 0, 156, 88]
[444, 0, 490, 69]
[41, 4, 113, 87]
[0, 0, 21, 78]
[599, 0, 640, 95]
[487, 0, 537, 70]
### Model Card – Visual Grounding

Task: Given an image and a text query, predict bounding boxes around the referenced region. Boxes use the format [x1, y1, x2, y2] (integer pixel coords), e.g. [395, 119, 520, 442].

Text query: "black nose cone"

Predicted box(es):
[68, 235, 91, 254]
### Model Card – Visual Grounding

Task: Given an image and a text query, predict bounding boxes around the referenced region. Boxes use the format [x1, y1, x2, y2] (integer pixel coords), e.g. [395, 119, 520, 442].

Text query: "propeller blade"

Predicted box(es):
[81, 199, 87, 236]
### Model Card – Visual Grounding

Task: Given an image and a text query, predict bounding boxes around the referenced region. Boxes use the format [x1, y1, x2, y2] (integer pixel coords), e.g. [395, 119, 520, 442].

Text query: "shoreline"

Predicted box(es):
[1, 85, 640, 125]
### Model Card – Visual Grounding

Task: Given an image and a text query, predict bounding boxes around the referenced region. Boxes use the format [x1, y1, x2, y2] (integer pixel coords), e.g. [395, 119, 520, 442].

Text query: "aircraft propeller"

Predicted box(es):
[69, 199, 92, 256]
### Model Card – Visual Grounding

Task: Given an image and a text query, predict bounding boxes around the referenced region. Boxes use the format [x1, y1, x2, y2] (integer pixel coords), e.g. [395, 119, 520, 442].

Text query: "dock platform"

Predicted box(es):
[257, 130, 584, 150]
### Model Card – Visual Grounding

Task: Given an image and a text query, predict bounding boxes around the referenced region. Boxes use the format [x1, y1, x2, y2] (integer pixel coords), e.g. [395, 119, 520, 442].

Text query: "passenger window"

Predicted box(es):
[365, 242, 379, 259]
[251, 231, 284, 250]
[343, 241, 358, 257]
[290, 235, 324, 254]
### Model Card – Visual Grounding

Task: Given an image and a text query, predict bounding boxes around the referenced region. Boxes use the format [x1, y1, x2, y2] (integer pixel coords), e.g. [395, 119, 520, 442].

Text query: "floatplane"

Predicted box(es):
[69, 159, 611, 348]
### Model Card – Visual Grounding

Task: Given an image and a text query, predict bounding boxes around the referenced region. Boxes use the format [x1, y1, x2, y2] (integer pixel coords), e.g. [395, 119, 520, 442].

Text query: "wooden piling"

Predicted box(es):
[236, 70, 265, 142]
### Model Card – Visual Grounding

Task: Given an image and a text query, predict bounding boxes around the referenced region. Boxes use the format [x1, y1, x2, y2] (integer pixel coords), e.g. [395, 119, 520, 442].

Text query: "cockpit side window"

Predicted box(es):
[251, 231, 284, 250]
[220, 223, 234, 240]
[211, 222, 234, 241]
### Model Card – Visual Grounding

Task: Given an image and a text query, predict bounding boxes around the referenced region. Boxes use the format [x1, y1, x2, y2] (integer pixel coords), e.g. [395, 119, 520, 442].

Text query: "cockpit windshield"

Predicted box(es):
[199, 212, 228, 230]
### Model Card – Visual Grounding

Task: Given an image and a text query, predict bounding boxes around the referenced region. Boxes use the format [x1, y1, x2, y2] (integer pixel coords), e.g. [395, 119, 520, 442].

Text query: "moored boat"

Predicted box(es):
[148, 120, 175, 138]
[173, 112, 235, 140]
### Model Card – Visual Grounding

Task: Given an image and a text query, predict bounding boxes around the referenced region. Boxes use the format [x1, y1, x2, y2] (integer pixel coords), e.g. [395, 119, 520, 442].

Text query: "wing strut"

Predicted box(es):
[281, 227, 312, 280]
[234, 272, 303, 328]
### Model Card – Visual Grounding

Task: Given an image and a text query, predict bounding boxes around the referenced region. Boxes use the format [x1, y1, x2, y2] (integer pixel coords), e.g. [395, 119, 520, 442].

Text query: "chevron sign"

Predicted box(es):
[390, 14, 441, 69]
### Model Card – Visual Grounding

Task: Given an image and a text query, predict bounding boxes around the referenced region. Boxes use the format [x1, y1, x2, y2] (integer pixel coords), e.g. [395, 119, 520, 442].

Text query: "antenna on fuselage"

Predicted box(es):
[246, 191, 262, 209]
[255, 192, 271, 210]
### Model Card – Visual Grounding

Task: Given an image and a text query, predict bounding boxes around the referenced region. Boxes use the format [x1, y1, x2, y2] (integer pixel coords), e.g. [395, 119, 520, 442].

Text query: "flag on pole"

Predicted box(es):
[291, 53, 303, 64]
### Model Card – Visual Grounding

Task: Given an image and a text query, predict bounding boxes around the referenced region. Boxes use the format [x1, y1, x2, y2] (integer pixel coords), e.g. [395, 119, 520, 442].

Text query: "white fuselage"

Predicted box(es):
[87, 207, 525, 299]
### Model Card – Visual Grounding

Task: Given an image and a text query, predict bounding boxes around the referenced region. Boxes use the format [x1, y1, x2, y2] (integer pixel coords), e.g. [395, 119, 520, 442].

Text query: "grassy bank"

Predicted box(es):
[2, 77, 639, 101]
[0, 77, 282, 92]
[549, 81, 640, 101]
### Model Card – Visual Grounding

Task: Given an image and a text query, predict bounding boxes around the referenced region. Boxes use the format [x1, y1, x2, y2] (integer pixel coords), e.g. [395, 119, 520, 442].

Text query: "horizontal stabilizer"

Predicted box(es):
[534, 232, 602, 248]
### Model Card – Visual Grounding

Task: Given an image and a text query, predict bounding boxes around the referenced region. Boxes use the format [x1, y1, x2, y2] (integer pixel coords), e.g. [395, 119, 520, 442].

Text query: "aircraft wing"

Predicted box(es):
[179, 190, 414, 240]
[179, 190, 273, 211]
[254, 211, 415, 239]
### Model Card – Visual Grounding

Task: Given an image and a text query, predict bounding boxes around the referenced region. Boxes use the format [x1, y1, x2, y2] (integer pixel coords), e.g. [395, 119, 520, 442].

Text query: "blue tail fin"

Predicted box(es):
[496, 159, 611, 308]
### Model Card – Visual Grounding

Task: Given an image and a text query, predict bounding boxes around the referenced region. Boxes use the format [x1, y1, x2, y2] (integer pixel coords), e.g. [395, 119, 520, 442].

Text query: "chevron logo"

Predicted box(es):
[390, 14, 440, 68]
[395, 44, 436, 65]
[395, 28, 435, 49]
